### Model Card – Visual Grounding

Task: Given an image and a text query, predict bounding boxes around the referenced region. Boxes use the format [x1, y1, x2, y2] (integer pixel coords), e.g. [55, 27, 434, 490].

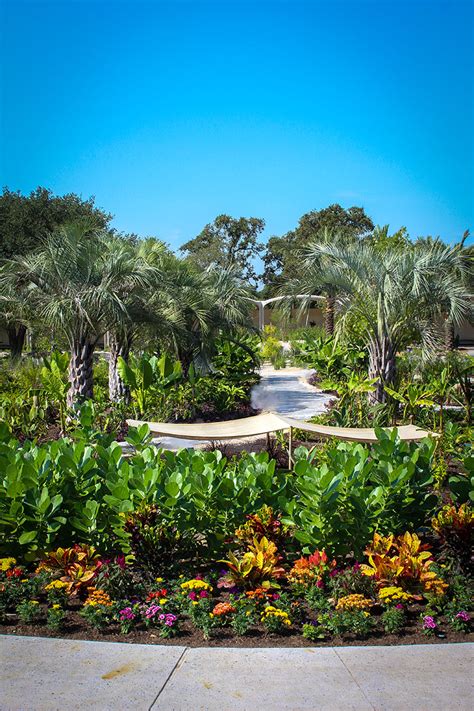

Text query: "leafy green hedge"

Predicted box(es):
[0, 422, 444, 561]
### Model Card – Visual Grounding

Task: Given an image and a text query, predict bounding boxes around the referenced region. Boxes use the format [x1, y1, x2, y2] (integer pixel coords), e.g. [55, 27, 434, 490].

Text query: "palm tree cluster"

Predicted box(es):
[285, 235, 472, 403]
[0, 220, 254, 406]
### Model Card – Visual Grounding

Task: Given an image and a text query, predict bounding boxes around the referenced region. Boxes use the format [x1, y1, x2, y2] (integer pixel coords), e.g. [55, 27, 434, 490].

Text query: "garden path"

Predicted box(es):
[1, 635, 472, 710]
[153, 365, 331, 451]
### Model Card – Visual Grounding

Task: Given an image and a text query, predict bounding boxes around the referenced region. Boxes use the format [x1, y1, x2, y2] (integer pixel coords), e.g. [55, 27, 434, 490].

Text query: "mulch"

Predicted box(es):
[1, 611, 471, 648]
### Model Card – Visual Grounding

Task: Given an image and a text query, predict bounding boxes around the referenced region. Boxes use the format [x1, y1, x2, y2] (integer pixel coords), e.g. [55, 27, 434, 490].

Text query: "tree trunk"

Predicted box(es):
[109, 332, 132, 403]
[324, 295, 335, 335]
[7, 324, 27, 360]
[444, 318, 455, 351]
[67, 337, 95, 408]
[368, 336, 396, 405]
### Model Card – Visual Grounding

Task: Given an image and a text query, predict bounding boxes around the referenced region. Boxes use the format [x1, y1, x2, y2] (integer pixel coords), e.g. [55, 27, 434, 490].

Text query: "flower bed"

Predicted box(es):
[1, 520, 472, 648]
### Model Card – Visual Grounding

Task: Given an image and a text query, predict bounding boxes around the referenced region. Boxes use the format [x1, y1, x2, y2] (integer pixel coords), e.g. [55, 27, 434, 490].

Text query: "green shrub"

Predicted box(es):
[283, 429, 438, 557]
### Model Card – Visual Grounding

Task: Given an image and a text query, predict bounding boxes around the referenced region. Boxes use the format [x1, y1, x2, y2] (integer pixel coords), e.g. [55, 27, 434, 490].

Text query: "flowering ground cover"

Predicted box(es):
[1, 509, 472, 647]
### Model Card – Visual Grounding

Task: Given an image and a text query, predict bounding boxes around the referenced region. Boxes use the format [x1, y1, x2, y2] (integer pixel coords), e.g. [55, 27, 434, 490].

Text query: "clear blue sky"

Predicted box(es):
[1, 0, 473, 252]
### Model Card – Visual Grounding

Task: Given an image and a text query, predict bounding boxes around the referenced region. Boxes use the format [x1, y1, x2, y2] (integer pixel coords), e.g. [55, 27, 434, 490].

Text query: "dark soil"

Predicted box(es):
[1, 610, 471, 648]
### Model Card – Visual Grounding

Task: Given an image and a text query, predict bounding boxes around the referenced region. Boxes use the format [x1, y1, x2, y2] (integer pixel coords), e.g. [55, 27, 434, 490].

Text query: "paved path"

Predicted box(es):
[155, 365, 330, 451]
[1, 636, 472, 710]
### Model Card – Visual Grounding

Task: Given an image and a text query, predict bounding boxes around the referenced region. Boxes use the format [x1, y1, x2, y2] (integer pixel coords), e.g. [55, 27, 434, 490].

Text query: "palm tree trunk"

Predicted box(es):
[67, 337, 95, 407]
[109, 332, 132, 403]
[7, 324, 27, 360]
[368, 336, 396, 404]
[324, 295, 335, 335]
[444, 318, 455, 351]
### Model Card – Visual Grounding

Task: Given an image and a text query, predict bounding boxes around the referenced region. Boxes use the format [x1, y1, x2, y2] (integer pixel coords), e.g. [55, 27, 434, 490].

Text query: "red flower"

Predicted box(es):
[6, 567, 23, 579]
[147, 589, 168, 601]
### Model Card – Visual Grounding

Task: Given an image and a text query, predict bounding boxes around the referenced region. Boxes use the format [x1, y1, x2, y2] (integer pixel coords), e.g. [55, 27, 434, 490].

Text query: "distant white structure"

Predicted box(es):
[252, 294, 326, 331]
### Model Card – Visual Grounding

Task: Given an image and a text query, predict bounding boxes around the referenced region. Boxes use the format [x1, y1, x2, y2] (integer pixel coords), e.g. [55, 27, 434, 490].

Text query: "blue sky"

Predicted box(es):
[1, 0, 473, 253]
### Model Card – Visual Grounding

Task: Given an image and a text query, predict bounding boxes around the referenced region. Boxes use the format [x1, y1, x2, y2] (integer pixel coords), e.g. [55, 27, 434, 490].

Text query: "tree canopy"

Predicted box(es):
[180, 214, 265, 287]
[0, 186, 113, 259]
[262, 204, 374, 292]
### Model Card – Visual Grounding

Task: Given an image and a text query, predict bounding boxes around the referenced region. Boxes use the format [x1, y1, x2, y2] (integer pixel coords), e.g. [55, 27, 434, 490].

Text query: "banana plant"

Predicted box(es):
[429, 367, 453, 430]
[384, 382, 436, 424]
[117, 353, 182, 416]
[41, 351, 69, 433]
[322, 370, 377, 425]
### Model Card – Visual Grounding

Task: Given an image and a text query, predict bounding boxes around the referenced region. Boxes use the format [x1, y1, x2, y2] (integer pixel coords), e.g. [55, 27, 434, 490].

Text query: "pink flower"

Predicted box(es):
[316, 580, 324, 589]
[199, 590, 209, 599]
[395, 604, 404, 610]
[188, 591, 197, 601]
[422, 615, 437, 630]
[456, 611, 469, 622]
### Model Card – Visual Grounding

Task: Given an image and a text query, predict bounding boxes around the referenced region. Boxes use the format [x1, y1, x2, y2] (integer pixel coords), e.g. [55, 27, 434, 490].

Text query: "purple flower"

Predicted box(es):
[422, 615, 437, 630]
[395, 604, 404, 610]
[119, 607, 135, 621]
[188, 591, 197, 601]
[199, 590, 209, 599]
[455, 611, 469, 622]
[164, 614, 177, 627]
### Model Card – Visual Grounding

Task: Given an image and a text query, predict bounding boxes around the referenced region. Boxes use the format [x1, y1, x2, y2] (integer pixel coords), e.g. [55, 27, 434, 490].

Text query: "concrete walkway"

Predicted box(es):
[1, 636, 472, 710]
[153, 365, 331, 451]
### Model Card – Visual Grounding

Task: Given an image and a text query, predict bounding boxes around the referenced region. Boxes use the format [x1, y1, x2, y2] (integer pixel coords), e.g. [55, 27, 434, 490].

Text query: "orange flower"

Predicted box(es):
[212, 602, 236, 616]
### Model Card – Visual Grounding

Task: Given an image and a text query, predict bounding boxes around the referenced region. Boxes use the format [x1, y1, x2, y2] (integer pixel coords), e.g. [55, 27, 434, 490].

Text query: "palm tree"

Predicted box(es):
[106, 238, 187, 402]
[1, 220, 141, 406]
[290, 239, 472, 404]
[0, 276, 30, 360]
[170, 263, 255, 375]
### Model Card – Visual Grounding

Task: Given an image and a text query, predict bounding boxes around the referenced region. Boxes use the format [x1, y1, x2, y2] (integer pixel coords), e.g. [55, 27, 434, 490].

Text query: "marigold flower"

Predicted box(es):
[0, 557, 16, 572]
[180, 579, 213, 592]
[212, 602, 236, 617]
[378, 587, 413, 604]
[84, 589, 113, 607]
[335, 594, 373, 612]
[45, 580, 69, 591]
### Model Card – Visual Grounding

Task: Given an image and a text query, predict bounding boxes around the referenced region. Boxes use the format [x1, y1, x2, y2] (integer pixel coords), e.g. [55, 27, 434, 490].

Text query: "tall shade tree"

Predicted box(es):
[291, 239, 472, 404]
[1, 221, 143, 406]
[180, 214, 265, 287]
[263, 204, 374, 293]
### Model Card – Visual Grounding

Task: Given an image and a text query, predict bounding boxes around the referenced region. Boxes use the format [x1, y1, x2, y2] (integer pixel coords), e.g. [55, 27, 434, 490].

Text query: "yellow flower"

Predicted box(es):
[180, 579, 212, 592]
[45, 580, 68, 591]
[378, 587, 413, 603]
[21, 579, 28, 583]
[0, 557, 16, 572]
[155, 577, 164, 583]
[336, 594, 373, 612]
[52, 604, 61, 610]
[30, 600, 39, 605]
[160, 598, 168, 605]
